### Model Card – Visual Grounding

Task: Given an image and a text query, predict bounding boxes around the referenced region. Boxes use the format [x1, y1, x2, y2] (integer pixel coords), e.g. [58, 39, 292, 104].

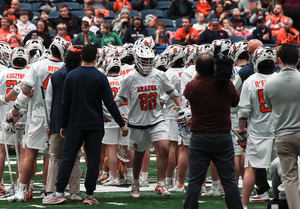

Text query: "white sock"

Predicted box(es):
[42, 184, 46, 191]
[99, 170, 102, 174]
[1, 178, 3, 184]
[165, 177, 172, 185]
[133, 179, 139, 185]
[29, 180, 34, 189]
[243, 206, 248, 209]
[108, 171, 112, 177]
[157, 181, 164, 186]
[56, 191, 63, 196]
[141, 172, 148, 181]
[126, 168, 133, 177]
[212, 180, 220, 190]
[19, 183, 27, 193]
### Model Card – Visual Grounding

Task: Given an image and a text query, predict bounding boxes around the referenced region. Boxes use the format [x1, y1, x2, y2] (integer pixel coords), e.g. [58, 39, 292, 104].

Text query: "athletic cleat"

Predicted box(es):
[42, 192, 67, 205]
[165, 179, 173, 189]
[70, 194, 82, 203]
[7, 191, 26, 202]
[250, 191, 269, 202]
[40, 190, 47, 198]
[125, 176, 133, 184]
[0, 183, 6, 196]
[220, 185, 225, 195]
[155, 185, 171, 197]
[201, 185, 207, 193]
[131, 182, 140, 198]
[201, 188, 221, 197]
[35, 171, 43, 176]
[169, 184, 185, 193]
[140, 180, 149, 187]
[103, 178, 120, 186]
[83, 195, 98, 204]
[101, 175, 112, 184]
[26, 188, 34, 200]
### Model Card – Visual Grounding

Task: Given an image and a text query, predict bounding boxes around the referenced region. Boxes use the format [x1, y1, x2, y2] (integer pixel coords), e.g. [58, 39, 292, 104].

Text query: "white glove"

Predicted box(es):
[42, 141, 50, 158]
[2, 118, 14, 134]
[0, 95, 8, 107]
[176, 105, 192, 126]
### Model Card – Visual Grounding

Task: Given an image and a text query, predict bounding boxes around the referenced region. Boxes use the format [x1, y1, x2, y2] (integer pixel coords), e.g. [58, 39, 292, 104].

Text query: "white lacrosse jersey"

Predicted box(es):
[22, 59, 64, 117]
[162, 67, 184, 119]
[119, 64, 134, 77]
[0, 64, 8, 73]
[116, 68, 175, 127]
[181, 65, 195, 105]
[231, 66, 242, 129]
[239, 73, 274, 138]
[104, 76, 129, 129]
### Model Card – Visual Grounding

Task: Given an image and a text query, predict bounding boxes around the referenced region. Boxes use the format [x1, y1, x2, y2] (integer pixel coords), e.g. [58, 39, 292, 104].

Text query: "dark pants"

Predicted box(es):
[56, 129, 104, 195]
[184, 133, 242, 209]
[284, 7, 300, 31]
[255, 168, 270, 195]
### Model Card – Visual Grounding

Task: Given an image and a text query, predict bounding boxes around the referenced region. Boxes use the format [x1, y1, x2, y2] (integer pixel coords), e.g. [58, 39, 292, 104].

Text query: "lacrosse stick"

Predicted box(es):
[12, 121, 24, 188]
[40, 86, 50, 156]
[116, 145, 130, 163]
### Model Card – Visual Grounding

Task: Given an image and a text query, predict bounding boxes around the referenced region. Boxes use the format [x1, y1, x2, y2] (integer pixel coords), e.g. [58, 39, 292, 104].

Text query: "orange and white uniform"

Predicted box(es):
[266, 14, 287, 36]
[276, 27, 300, 45]
[196, 0, 211, 16]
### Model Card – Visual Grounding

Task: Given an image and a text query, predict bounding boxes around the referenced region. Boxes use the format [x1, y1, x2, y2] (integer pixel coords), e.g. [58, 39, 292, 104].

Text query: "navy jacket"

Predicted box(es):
[252, 27, 274, 44]
[198, 29, 229, 44]
[55, 13, 82, 39]
[122, 27, 149, 44]
[61, 66, 125, 130]
[238, 61, 254, 83]
[49, 67, 67, 134]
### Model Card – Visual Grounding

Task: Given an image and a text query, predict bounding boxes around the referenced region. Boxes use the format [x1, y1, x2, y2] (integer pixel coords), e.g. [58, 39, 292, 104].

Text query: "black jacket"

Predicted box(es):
[55, 13, 82, 39]
[198, 29, 229, 44]
[23, 30, 52, 48]
[131, 0, 157, 11]
[252, 27, 274, 44]
[169, 0, 194, 20]
[122, 27, 149, 43]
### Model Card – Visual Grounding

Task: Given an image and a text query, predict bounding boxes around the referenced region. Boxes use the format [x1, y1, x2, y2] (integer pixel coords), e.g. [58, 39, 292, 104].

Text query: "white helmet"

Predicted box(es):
[134, 46, 155, 75]
[163, 45, 185, 69]
[154, 54, 167, 71]
[133, 36, 155, 49]
[49, 38, 70, 61]
[102, 45, 113, 59]
[11, 47, 30, 67]
[95, 48, 103, 67]
[0, 41, 12, 67]
[228, 40, 248, 64]
[220, 39, 232, 57]
[183, 45, 196, 68]
[106, 46, 128, 61]
[39, 49, 52, 61]
[102, 57, 121, 75]
[123, 43, 134, 55]
[252, 47, 276, 73]
[195, 44, 214, 58]
[25, 39, 44, 63]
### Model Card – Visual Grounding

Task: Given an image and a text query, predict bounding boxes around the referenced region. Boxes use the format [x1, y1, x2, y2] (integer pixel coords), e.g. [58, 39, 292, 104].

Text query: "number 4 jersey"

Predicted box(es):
[239, 73, 274, 138]
[116, 68, 177, 127]
[22, 59, 64, 117]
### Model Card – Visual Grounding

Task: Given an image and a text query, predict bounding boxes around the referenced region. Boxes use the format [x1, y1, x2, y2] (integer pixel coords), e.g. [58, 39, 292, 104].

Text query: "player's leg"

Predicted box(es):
[154, 140, 170, 182]
[103, 144, 119, 185]
[41, 155, 49, 196]
[176, 144, 188, 189]
[202, 161, 221, 197]
[234, 155, 241, 184]
[140, 148, 150, 186]
[0, 144, 6, 194]
[239, 153, 245, 178]
[241, 164, 257, 207]
[98, 143, 108, 182]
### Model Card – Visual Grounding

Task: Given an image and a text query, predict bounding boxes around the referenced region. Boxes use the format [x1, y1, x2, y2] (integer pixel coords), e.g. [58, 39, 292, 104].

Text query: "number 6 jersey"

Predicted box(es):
[116, 68, 177, 128]
[238, 73, 274, 138]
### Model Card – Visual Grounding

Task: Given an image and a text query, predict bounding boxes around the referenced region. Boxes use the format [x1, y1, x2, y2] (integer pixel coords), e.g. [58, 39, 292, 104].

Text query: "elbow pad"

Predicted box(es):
[14, 93, 30, 110]
[238, 108, 252, 121]
[23, 81, 33, 91]
[166, 89, 179, 98]
[11, 83, 22, 96]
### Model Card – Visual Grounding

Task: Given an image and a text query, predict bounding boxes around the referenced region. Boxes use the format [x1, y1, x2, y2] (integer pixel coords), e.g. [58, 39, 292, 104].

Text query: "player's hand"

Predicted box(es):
[45, 128, 51, 139]
[121, 113, 129, 125]
[60, 128, 67, 139]
[6, 109, 21, 125]
[237, 129, 247, 149]
[0, 95, 8, 106]
[121, 125, 129, 137]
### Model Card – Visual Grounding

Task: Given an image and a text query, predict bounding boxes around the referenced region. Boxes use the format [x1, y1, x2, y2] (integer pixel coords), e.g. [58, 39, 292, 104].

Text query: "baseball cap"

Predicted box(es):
[257, 16, 266, 22]
[66, 45, 82, 61]
[247, 39, 263, 53]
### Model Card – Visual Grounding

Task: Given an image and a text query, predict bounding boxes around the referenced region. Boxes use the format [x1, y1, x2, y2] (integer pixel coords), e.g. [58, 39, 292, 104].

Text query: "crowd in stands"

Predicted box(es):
[0, 0, 299, 48]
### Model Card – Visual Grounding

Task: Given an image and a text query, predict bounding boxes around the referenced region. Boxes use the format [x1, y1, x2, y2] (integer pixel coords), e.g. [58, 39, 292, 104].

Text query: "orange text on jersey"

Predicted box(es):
[119, 69, 133, 76]
[109, 81, 122, 86]
[48, 66, 61, 73]
[6, 73, 25, 79]
[137, 85, 157, 92]
[255, 80, 266, 88]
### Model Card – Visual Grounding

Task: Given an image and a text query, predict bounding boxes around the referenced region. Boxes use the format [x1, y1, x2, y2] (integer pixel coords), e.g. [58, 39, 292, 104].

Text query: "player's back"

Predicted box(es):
[242, 73, 274, 138]
[119, 64, 134, 77]
[23, 59, 64, 117]
[231, 66, 243, 129]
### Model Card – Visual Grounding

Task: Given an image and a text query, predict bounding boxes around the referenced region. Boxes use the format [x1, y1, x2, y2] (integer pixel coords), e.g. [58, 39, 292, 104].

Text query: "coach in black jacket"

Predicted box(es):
[252, 16, 274, 44]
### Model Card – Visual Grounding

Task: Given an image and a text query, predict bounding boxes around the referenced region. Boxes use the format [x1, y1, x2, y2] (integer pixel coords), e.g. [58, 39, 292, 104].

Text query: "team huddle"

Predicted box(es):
[0, 35, 283, 207]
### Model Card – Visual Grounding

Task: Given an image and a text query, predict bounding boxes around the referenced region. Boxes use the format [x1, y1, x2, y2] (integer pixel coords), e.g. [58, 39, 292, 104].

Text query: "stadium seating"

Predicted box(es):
[229, 35, 245, 42]
[247, 35, 252, 41]
[156, 1, 172, 10]
[49, 11, 60, 19]
[19, 3, 32, 10]
[56, 2, 81, 11]
[106, 11, 116, 19]
[31, 20, 38, 26]
[71, 38, 76, 45]
[31, 2, 43, 12]
[272, 35, 277, 43]
[191, 1, 197, 9]
[71, 11, 86, 19]
[141, 10, 164, 19]
[105, 2, 115, 11]
[163, 10, 169, 19]
[156, 18, 174, 27]
[97, 38, 102, 48]
[146, 28, 156, 36]
[116, 10, 139, 17]
[103, 19, 113, 23]
[49, 29, 57, 38]
[164, 27, 179, 32]
[27, 0, 47, 3]
[175, 18, 197, 27]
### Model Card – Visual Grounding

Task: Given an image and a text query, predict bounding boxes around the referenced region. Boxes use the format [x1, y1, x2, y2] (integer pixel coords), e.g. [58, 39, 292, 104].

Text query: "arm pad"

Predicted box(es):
[166, 89, 179, 98]
[11, 83, 22, 96]
[14, 92, 30, 110]
[23, 82, 33, 91]
[238, 107, 252, 121]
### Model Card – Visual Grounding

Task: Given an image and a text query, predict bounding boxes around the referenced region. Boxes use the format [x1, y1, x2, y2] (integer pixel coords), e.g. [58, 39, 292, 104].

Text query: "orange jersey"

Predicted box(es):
[0, 29, 10, 42]
[266, 14, 287, 36]
[276, 27, 300, 45]
[113, 0, 132, 12]
[196, 0, 211, 16]
[175, 27, 199, 45]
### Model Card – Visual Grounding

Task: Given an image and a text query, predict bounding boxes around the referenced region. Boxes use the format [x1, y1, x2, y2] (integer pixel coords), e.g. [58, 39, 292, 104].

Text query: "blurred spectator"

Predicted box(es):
[276, 17, 300, 44]
[16, 10, 37, 40]
[222, 18, 235, 36]
[193, 13, 207, 36]
[4, 0, 34, 21]
[0, 0, 11, 16]
[84, 0, 108, 11]
[5, 24, 23, 47]
[196, 0, 211, 17]
[38, 0, 57, 12]
[175, 16, 198, 45]
[198, 18, 229, 44]
[131, 0, 157, 11]
[122, 16, 148, 43]
[100, 22, 123, 47]
[207, 2, 228, 22]
[266, 4, 287, 36]
[75, 21, 98, 45]
[113, 0, 132, 12]
[41, 10, 55, 30]
[55, 5, 82, 39]
[82, 5, 96, 26]
[250, 0, 272, 25]
[112, 6, 132, 39]
[169, 0, 194, 20]
[229, 8, 247, 28]
[252, 16, 274, 44]
[90, 13, 104, 37]
[278, 0, 300, 31]
[238, 0, 260, 18]
[0, 17, 11, 41]
[23, 19, 52, 48]
[54, 23, 72, 42]
[154, 22, 169, 46]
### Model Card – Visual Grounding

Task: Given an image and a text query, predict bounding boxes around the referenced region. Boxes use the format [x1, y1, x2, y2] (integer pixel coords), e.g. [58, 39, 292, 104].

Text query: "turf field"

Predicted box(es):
[0, 154, 271, 209]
